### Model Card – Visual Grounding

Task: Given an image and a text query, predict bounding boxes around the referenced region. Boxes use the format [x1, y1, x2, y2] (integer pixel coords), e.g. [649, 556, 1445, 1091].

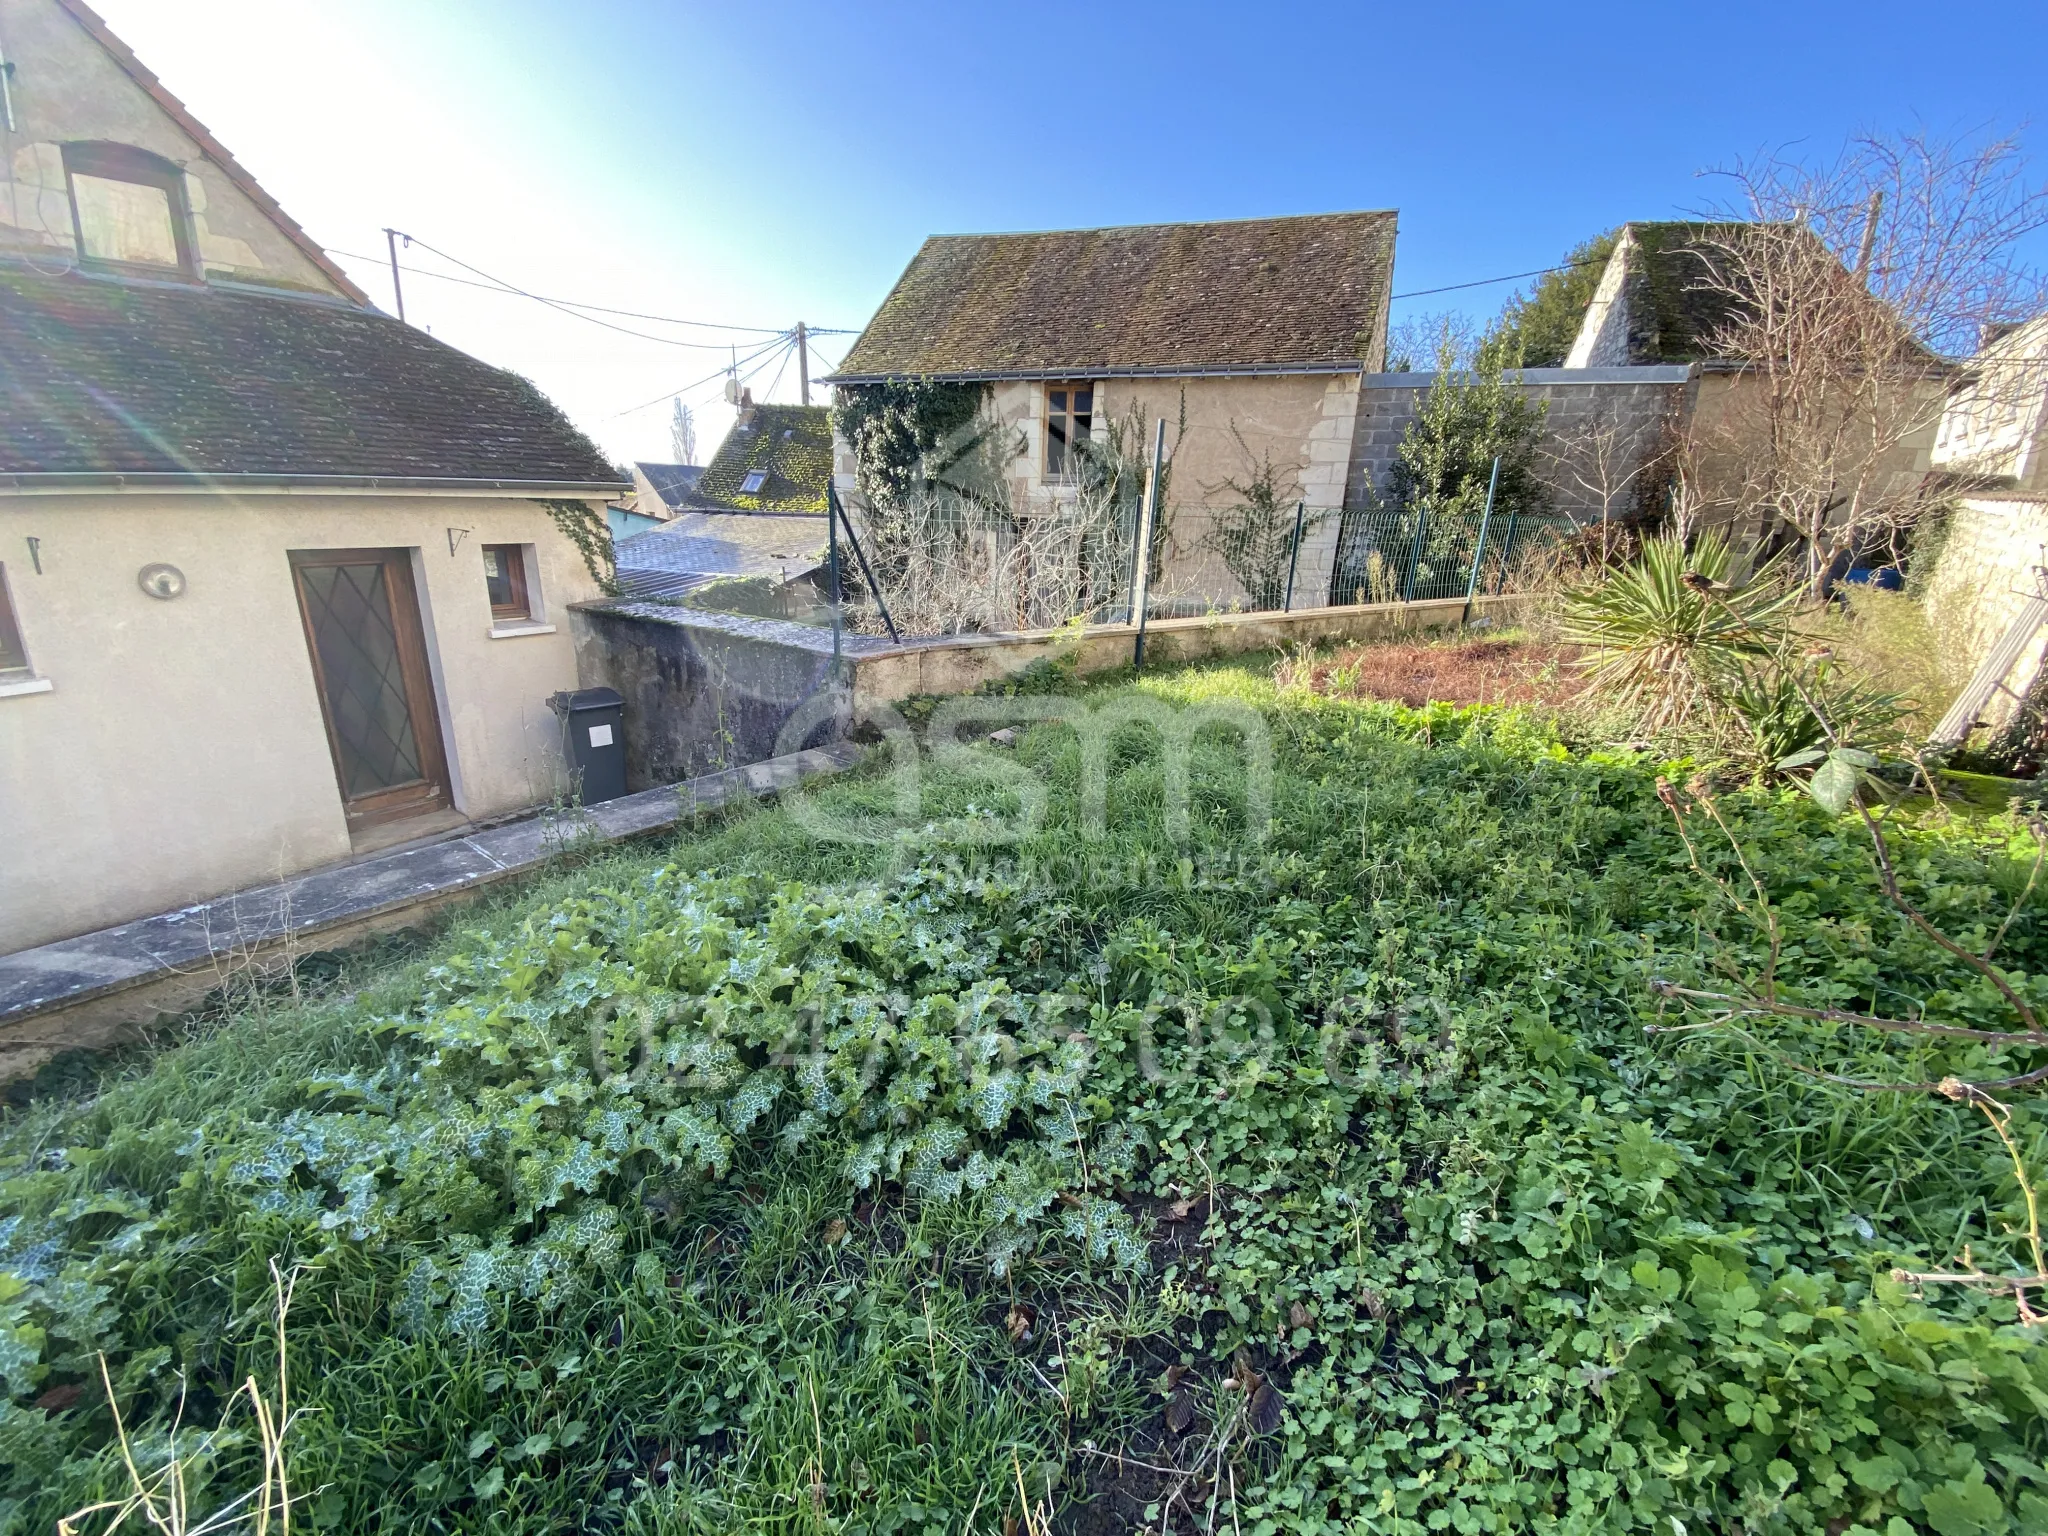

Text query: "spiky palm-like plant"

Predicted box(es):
[1559, 531, 1802, 731]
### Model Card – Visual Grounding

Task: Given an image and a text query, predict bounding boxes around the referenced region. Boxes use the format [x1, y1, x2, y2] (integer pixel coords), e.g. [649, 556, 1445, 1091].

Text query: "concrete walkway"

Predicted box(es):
[0, 742, 862, 1080]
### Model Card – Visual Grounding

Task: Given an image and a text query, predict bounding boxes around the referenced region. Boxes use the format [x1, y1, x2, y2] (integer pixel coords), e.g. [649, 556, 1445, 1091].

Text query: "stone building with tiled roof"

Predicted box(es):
[826, 213, 1399, 607]
[0, 0, 627, 951]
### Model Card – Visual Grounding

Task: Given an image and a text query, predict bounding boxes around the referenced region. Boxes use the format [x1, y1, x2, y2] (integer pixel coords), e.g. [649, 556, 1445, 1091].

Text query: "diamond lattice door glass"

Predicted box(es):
[291, 549, 449, 826]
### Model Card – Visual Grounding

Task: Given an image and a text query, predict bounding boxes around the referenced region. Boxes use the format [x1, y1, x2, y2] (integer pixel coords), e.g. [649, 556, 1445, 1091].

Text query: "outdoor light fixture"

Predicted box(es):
[137, 562, 186, 600]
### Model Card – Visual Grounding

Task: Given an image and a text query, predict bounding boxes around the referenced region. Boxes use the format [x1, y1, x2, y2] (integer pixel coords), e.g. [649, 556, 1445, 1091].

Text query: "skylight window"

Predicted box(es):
[63, 143, 193, 274]
[740, 470, 769, 494]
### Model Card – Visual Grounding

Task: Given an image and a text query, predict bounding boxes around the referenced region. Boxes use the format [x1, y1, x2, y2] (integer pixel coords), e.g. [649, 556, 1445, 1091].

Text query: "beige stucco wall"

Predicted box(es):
[0, 494, 603, 950]
[0, 0, 345, 293]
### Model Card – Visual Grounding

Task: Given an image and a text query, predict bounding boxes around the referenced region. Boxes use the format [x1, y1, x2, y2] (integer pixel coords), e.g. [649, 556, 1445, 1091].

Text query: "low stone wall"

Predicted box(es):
[569, 603, 882, 790]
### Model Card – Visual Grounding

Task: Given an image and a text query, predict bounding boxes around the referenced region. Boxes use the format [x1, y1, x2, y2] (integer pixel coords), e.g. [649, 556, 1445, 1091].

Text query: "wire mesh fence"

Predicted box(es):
[833, 488, 1575, 639]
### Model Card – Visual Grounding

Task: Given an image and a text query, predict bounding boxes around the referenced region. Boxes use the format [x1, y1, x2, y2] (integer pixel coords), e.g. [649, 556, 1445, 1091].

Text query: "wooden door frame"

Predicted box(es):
[288, 547, 452, 830]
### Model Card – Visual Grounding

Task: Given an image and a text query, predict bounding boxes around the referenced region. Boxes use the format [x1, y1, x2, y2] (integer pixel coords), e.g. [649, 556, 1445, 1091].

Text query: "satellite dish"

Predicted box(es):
[723, 376, 741, 405]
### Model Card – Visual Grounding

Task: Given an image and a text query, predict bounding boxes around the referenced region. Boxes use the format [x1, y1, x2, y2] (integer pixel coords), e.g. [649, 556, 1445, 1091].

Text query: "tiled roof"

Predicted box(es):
[0, 266, 621, 487]
[614, 511, 827, 599]
[693, 404, 833, 512]
[634, 461, 706, 512]
[1605, 222, 1758, 364]
[1593, 221, 1923, 367]
[830, 212, 1397, 381]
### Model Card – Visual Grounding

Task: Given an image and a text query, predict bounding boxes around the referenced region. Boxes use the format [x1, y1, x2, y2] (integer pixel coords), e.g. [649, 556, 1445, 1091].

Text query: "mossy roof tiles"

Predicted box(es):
[831, 212, 1397, 381]
[0, 265, 620, 485]
[693, 404, 832, 513]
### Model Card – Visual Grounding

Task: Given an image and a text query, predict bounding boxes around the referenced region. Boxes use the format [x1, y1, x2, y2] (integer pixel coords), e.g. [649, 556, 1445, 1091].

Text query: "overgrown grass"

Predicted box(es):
[7, 656, 2048, 1534]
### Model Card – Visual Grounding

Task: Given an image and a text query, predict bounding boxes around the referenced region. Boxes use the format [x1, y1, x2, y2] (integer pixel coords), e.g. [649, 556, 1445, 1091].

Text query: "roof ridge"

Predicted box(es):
[920, 209, 1397, 241]
[50, 0, 372, 307]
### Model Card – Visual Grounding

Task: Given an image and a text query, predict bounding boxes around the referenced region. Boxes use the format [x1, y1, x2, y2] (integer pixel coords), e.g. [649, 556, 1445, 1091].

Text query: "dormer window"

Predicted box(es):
[63, 143, 194, 275]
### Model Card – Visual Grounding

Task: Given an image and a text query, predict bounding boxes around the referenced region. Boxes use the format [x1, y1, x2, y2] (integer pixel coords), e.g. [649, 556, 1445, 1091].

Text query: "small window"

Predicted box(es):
[1046, 385, 1094, 478]
[482, 544, 531, 621]
[740, 470, 769, 494]
[63, 143, 193, 274]
[0, 564, 30, 674]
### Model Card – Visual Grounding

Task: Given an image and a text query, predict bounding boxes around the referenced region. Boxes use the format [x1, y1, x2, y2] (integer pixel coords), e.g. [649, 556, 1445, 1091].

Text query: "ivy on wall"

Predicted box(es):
[832, 380, 992, 505]
[540, 498, 619, 596]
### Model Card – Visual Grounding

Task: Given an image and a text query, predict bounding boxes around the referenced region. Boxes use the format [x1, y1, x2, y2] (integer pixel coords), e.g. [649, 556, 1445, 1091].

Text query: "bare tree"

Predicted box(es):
[1695, 131, 2048, 588]
[1542, 398, 1677, 562]
[670, 399, 698, 465]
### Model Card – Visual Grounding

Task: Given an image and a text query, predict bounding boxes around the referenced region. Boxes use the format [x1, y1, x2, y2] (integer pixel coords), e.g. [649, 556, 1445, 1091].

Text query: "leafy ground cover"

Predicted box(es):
[6, 655, 2048, 1535]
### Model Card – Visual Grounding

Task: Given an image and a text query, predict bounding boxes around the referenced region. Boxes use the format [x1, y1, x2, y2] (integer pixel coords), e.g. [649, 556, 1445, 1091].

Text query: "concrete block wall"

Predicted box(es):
[1345, 367, 1690, 522]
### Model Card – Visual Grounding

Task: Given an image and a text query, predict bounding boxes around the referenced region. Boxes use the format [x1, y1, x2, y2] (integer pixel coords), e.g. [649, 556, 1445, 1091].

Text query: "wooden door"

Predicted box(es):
[289, 548, 451, 829]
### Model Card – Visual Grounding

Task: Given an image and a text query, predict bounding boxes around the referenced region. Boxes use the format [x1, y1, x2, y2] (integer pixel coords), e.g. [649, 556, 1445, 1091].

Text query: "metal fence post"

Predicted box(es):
[827, 490, 842, 669]
[1461, 456, 1501, 625]
[1131, 417, 1165, 668]
[828, 481, 900, 644]
[1282, 499, 1306, 612]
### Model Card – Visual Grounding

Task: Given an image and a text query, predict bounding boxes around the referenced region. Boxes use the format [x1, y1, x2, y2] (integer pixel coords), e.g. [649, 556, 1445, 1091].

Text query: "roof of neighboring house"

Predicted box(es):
[692, 404, 833, 512]
[634, 461, 706, 512]
[828, 212, 1398, 382]
[614, 511, 828, 599]
[54, 0, 372, 306]
[1578, 220, 1930, 367]
[1608, 221, 1761, 364]
[0, 267, 623, 490]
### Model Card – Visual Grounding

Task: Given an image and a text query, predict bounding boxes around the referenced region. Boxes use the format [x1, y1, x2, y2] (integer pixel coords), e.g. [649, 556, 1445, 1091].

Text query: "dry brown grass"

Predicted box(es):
[1282, 637, 1586, 709]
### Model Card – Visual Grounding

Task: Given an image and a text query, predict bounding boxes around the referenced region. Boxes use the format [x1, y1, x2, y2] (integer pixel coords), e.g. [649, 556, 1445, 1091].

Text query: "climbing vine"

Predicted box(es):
[833, 380, 993, 505]
[540, 498, 619, 596]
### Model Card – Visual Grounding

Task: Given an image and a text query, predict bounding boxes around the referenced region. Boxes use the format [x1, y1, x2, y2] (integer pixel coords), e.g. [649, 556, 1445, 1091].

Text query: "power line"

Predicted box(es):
[330, 241, 822, 340]
[1392, 255, 1606, 301]
[606, 332, 793, 419]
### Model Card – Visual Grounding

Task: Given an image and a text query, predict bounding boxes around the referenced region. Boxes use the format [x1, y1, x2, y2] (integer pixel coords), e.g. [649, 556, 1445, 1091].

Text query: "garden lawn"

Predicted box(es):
[6, 657, 2048, 1535]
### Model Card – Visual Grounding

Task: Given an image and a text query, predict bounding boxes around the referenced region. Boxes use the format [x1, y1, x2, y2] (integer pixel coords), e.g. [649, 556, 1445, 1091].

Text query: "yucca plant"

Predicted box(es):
[1724, 644, 1913, 769]
[1558, 530, 1802, 731]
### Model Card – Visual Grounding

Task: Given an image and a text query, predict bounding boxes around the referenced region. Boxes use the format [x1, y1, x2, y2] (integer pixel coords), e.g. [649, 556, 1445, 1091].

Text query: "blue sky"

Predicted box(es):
[91, 0, 2048, 464]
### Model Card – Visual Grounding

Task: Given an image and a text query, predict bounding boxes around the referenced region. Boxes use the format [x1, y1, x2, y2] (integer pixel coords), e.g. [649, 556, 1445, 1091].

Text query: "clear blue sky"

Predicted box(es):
[92, 0, 2048, 464]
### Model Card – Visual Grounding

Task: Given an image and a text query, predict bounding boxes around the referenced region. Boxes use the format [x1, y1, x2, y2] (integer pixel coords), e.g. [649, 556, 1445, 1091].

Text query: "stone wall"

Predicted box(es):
[1346, 367, 1690, 522]
[569, 604, 855, 790]
[1921, 495, 2048, 730]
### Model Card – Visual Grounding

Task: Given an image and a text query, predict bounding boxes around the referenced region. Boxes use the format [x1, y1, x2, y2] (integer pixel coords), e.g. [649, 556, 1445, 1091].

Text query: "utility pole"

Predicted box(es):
[796, 321, 811, 406]
[1854, 189, 1884, 282]
[383, 228, 406, 323]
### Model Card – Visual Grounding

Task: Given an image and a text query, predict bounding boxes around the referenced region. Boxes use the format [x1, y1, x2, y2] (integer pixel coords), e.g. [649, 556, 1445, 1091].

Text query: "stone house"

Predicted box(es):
[1556, 220, 1942, 552]
[826, 212, 1397, 609]
[0, 0, 625, 951]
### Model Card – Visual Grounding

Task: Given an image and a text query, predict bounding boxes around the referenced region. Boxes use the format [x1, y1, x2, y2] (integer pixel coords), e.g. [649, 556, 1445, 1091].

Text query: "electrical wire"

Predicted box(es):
[1392, 255, 1607, 301]
[606, 332, 792, 419]
[377, 231, 793, 350]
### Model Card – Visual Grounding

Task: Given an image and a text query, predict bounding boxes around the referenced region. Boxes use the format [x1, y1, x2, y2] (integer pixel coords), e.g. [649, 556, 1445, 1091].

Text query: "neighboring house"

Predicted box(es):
[613, 403, 831, 598]
[826, 212, 1396, 607]
[0, 0, 625, 951]
[1557, 220, 1941, 545]
[614, 513, 827, 601]
[1563, 222, 1758, 369]
[1919, 316, 2048, 737]
[629, 461, 706, 517]
[693, 398, 834, 513]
